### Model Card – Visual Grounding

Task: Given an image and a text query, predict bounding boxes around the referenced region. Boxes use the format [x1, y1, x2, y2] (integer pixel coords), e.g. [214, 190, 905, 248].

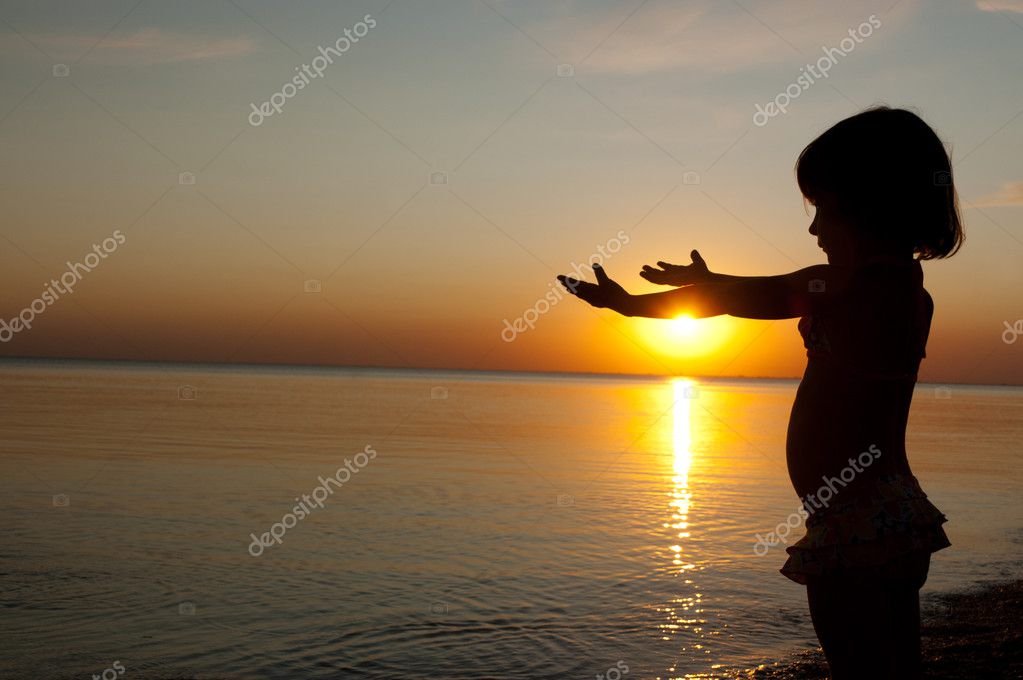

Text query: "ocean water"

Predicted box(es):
[1, 361, 1021, 679]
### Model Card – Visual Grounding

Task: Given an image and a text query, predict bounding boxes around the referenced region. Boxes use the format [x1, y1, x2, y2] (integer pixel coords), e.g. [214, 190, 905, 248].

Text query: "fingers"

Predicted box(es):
[641, 263, 671, 283]
[557, 275, 582, 292]
[656, 261, 678, 270]
[592, 263, 611, 284]
[557, 276, 604, 307]
[690, 249, 705, 266]
[557, 275, 597, 296]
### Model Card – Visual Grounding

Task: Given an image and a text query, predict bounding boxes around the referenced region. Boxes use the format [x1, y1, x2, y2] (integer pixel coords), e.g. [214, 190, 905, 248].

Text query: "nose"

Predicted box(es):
[808, 218, 818, 237]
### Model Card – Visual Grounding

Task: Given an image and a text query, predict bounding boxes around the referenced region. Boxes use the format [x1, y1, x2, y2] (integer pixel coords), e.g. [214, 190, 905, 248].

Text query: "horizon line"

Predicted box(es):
[0, 354, 1018, 388]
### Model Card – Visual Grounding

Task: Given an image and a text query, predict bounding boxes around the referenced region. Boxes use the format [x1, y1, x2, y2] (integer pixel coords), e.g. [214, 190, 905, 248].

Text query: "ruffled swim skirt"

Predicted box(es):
[781, 473, 950, 585]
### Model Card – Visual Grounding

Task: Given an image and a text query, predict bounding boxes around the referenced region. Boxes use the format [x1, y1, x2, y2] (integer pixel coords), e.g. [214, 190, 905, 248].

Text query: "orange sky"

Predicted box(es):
[1, 0, 1022, 384]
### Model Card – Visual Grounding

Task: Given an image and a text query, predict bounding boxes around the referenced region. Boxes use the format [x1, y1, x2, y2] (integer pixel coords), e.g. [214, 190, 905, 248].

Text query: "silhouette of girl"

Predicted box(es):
[559, 106, 961, 679]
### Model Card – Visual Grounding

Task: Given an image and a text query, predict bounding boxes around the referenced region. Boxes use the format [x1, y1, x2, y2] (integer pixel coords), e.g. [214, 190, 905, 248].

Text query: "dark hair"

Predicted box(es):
[796, 106, 963, 259]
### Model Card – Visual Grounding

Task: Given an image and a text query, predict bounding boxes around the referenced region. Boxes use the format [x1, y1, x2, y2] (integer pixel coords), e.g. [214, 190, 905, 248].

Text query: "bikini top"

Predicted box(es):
[798, 259, 932, 381]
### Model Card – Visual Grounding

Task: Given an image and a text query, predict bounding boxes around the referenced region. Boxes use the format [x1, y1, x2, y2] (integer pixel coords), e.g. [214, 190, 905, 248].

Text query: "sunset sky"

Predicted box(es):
[1, 0, 1021, 383]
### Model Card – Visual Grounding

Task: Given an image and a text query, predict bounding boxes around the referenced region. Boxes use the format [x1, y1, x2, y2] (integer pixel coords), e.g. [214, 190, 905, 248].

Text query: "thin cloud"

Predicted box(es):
[973, 181, 1023, 207]
[584, 3, 776, 74]
[24, 28, 257, 65]
[493, 0, 912, 75]
[976, 0, 1023, 13]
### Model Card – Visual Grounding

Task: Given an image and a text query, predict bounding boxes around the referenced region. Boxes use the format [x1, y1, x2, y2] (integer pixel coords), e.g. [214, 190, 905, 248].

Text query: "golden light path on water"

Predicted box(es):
[660, 378, 712, 680]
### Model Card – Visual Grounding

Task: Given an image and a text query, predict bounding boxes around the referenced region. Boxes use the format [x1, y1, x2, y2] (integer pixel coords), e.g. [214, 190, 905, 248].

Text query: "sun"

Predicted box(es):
[630, 313, 734, 359]
[669, 314, 698, 337]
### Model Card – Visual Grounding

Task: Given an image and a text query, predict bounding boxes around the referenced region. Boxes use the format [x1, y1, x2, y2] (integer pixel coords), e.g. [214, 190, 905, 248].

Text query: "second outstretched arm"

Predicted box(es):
[558, 263, 849, 321]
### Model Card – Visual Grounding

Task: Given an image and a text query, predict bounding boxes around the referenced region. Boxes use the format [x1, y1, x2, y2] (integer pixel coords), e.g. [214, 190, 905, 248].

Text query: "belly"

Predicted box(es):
[786, 360, 914, 498]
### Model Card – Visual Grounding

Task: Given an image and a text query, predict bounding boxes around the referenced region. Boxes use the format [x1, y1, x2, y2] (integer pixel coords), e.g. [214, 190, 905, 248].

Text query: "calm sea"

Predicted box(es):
[1, 360, 1021, 679]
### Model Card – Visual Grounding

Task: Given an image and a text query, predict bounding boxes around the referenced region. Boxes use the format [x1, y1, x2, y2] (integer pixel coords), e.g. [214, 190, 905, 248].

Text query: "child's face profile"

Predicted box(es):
[807, 194, 859, 265]
[808, 192, 917, 264]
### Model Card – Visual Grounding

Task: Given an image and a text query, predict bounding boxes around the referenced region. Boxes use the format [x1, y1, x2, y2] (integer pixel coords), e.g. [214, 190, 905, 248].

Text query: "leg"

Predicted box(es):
[806, 575, 886, 679]
[883, 553, 930, 678]
[806, 556, 929, 680]
[884, 580, 922, 678]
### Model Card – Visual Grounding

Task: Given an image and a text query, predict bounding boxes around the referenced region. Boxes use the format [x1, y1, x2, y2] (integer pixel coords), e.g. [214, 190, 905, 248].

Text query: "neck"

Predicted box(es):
[854, 239, 914, 264]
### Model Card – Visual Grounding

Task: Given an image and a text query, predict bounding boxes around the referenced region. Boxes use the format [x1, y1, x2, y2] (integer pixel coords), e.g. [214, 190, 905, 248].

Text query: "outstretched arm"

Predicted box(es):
[558, 263, 849, 320]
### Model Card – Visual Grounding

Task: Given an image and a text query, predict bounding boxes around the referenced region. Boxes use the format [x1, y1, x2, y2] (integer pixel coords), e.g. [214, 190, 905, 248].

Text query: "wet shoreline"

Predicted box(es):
[729, 579, 1023, 678]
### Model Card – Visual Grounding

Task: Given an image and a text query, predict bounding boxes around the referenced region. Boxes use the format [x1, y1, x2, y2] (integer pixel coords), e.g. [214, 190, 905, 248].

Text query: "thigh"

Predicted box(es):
[884, 551, 932, 589]
[806, 555, 929, 680]
[806, 575, 892, 679]
[883, 554, 930, 677]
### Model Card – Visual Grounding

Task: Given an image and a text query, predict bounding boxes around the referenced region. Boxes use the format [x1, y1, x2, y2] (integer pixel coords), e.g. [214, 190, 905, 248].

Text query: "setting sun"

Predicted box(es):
[631, 314, 735, 360]
[670, 314, 698, 337]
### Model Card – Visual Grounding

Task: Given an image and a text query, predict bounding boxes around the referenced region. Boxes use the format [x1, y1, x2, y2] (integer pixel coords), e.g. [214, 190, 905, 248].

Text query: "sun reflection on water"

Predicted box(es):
[658, 378, 712, 680]
[670, 379, 694, 570]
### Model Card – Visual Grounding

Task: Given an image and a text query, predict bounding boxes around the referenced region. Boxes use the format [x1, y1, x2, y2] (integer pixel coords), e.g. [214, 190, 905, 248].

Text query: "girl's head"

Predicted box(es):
[796, 106, 963, 262]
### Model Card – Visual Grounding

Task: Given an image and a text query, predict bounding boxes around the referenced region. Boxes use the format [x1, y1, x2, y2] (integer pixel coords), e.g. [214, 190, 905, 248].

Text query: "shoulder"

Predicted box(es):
[721, 264, 857, 318]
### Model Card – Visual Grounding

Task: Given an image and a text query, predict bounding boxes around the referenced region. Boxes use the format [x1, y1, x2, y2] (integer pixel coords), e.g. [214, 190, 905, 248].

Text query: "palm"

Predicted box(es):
[640, 250, 711, 286]
[558, 264, 627, 309]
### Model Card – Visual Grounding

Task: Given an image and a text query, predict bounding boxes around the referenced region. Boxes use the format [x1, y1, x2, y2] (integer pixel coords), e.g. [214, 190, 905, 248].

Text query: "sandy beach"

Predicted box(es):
[734, 579, 1023, 678]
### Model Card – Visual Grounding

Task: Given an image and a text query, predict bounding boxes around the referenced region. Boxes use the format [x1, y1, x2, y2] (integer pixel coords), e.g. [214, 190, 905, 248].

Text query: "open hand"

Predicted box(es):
[640, 250, 712, 286]
[557, 264, 628, 310]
